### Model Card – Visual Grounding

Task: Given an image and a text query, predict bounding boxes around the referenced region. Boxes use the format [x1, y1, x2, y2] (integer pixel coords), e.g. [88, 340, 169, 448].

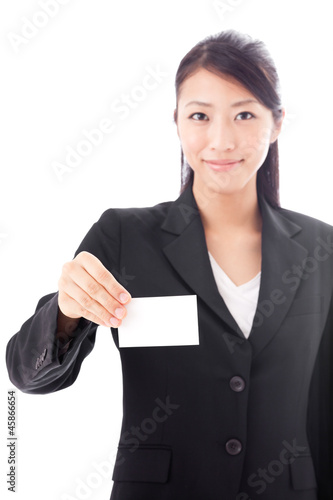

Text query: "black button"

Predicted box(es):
[229, 376, 246, 392]
[226, 439, 242, 455]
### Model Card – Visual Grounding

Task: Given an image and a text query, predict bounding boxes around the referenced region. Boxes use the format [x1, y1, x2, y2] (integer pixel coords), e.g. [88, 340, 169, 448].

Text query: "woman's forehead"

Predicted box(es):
[177, 68, 258, 103]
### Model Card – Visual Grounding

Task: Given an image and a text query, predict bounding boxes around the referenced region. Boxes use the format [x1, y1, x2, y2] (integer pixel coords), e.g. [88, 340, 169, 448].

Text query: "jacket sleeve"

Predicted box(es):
[5, 208, 121, 395]
[306, 290, 333, 499]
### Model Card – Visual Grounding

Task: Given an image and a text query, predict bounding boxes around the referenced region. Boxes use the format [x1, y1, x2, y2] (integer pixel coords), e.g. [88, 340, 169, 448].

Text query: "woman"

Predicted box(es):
[6, 30, 333, 499]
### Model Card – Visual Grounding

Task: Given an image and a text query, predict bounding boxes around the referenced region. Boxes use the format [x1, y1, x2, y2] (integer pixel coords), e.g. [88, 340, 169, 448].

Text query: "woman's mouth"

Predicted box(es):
[203, 159, 243, 172]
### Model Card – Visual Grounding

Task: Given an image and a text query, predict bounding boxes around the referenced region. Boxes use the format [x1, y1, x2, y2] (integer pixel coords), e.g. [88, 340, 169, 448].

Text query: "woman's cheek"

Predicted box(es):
[239, 128, 272, 158]
[183, 136, 203, 161]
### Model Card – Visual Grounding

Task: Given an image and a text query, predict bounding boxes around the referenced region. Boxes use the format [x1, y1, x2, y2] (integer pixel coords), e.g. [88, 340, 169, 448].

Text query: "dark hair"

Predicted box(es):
[174, 30, 283, 208]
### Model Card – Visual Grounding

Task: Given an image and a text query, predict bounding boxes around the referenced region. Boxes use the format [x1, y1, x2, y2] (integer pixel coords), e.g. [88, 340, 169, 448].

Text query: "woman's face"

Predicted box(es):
[175, 67, 284, 202]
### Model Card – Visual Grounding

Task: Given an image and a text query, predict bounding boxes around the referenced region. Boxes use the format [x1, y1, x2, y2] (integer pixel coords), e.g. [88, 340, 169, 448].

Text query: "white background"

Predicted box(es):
[1, 1, 332, 499]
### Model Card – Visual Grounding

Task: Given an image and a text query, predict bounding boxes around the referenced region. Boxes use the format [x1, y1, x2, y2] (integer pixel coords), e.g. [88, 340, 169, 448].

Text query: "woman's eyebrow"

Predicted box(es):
[185, 100, 213, 108]
[184, 98, 260, 108]
[231, 99, 260, 107]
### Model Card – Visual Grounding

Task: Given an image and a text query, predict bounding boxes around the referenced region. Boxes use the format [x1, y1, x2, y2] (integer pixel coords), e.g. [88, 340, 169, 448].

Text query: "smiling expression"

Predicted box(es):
[175, 68, 283, 200]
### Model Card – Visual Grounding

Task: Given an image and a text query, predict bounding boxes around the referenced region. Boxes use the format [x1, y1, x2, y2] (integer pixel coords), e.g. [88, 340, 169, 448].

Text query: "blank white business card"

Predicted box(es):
[118, 295, 199, 348]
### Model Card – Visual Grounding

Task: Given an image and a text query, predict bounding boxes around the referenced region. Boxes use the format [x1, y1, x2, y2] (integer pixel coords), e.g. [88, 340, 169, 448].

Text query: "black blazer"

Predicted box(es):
[6, 185, 333, 500]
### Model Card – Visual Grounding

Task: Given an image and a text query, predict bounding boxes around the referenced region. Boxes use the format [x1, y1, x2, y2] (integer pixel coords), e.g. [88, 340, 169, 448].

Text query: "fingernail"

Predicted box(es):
[110, 317, 120, 327]
[119, 293, 130, 303]
[115, 307, 125, 319]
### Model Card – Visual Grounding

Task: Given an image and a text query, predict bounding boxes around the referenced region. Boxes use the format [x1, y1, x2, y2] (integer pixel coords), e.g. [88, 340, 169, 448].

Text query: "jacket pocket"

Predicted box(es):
[290, 455, 317, 490]
[112, 445, 172, 483]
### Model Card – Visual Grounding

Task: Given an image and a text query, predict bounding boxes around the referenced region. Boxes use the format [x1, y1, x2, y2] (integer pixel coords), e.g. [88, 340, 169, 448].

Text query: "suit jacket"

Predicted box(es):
[6, 184, 333, 500]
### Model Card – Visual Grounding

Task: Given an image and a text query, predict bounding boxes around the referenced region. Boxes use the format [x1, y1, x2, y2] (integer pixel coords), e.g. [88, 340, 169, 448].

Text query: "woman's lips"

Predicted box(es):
[204, 159, 243, 172]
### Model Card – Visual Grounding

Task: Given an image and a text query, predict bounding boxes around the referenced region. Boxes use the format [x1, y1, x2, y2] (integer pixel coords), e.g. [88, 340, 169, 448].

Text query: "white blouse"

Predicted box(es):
[208, 252, 261, 338]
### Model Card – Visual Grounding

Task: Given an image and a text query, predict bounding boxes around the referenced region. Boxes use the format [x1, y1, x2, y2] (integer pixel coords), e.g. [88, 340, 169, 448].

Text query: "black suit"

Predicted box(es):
[6, 185, 333, 499]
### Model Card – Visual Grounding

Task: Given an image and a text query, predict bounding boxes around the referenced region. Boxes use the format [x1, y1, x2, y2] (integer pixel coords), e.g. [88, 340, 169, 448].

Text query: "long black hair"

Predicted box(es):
[174, 30, 283, 208]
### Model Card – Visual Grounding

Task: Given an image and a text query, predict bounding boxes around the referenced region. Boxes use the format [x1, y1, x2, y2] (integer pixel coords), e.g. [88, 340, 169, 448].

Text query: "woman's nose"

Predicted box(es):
[207, 121, 236, 151]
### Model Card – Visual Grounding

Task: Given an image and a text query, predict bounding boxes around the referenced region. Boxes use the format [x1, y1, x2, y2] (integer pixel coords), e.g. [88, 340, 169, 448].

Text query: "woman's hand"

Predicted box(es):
[58, 251, 131, 327]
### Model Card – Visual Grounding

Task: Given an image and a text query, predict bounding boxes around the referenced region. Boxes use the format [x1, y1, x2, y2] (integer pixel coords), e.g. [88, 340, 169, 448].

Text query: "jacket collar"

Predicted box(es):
[161, 184, 309, 357]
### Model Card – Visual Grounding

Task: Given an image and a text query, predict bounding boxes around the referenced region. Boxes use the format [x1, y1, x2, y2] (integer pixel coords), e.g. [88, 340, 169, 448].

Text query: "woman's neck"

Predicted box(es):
[192, 179, 262, 235]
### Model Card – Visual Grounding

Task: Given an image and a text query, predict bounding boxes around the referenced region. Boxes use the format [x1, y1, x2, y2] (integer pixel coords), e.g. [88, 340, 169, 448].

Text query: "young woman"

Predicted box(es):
[6, 30, 333, 500]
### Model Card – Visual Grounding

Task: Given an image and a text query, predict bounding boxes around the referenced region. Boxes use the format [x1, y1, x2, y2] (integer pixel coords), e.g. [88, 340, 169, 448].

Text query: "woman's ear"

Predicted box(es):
[174, 108, 180, 138]
[270, 107, 285, 144]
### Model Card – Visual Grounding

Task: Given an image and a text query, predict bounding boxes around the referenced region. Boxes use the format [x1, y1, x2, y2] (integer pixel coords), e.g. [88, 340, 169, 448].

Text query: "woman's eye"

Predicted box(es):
[236, 112, 254, 121]
[189, 112, 208, 121]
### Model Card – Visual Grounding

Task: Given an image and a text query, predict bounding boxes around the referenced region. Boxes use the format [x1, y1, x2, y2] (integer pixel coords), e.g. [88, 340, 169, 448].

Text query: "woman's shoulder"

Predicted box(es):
[75, 198, 176, 258]
[94, 198, 174, 234]
[278, 204, 333, 233]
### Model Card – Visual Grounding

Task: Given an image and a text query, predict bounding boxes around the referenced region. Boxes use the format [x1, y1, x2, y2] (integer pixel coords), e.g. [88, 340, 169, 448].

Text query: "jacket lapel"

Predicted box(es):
[161, 185, 246, 335]
[161, 185, 309, 357]
[249, 194, 308, 357]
